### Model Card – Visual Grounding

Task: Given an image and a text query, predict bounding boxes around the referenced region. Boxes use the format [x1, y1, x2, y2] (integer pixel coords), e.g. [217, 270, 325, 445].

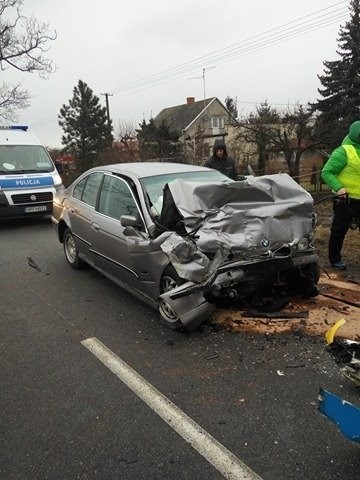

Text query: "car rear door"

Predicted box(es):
[66, 172, 104, 263]
[90, 174, 145, 289]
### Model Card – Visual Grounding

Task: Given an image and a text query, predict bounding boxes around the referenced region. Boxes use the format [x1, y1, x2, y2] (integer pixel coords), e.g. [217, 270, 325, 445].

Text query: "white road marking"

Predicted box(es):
[82, 337, 262, 480]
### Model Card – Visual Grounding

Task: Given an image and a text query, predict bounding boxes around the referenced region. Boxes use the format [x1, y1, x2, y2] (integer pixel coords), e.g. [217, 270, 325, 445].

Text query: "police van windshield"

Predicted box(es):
[0, 145, 54, 173]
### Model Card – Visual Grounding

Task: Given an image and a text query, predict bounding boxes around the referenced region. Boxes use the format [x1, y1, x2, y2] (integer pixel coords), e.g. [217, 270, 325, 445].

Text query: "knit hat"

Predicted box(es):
[348, 120, 360, 144]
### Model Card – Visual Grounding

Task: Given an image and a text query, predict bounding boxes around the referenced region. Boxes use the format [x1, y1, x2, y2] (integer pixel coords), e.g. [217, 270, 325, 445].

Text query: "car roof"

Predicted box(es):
[97, 162, 212, 179]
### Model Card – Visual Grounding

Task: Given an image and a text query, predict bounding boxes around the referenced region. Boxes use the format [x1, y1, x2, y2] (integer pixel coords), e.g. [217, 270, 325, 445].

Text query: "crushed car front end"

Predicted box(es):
[157, 173, 319, 322]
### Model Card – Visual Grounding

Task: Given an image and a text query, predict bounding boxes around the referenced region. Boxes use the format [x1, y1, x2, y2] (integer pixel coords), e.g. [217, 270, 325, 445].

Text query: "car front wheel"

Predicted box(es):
[63, 228, 82, 269]
[158, 266, 184, 330]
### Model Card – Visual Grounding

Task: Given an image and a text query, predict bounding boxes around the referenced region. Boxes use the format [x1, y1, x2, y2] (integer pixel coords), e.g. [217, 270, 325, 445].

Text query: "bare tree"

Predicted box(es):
[236, 101, 280, 175]
[0, 82, 29, 121]
[273, 104, 320, 178]
[115, 119, 137, 143]
[237, 102, 324, 178]
[113, 119, 139, 162]
[0, 0, 56, 120]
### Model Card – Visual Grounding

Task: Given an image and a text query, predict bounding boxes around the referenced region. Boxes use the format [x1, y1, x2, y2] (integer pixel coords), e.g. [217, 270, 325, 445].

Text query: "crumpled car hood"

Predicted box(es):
[160, 173, 315, 255]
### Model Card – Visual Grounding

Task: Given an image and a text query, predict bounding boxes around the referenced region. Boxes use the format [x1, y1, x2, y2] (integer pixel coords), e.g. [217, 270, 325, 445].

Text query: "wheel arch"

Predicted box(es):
[58, 219, 68, 244]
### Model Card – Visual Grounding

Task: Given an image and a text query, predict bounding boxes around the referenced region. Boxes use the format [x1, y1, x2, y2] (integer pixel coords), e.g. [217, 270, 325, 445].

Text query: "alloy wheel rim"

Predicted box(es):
[65, 235, 76, 263]
[159, 275, 179, 321]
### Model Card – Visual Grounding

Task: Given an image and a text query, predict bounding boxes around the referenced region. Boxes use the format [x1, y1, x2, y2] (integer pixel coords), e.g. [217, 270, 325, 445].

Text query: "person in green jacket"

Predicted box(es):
[321, 120, 360, 270]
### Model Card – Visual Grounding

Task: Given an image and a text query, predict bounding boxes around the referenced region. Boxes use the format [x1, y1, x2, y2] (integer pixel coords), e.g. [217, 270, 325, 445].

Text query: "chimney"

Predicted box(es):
[186, 97, 195, 105]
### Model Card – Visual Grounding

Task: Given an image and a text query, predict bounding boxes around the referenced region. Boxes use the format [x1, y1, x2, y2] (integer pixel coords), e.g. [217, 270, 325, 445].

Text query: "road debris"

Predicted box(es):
[205, 354, 220, 360]
[318, 319, 360, 443]
[325, 319, 360, 385]
[213, 271, 360, 339]
[242, 311, 309, 320]
[27, 257, 41, 272]
[319, 389, 360, 443]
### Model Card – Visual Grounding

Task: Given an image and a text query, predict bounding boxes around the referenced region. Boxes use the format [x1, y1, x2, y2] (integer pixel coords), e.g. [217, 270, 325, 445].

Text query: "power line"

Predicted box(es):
[113, 11, 348, 98]
[106, 13, 347, 100]
[31, 2, 349, 129]
[108, 1, 348, 96]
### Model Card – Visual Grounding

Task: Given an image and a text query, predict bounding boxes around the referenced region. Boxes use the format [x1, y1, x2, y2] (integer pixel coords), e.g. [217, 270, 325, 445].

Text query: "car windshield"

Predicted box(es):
[0, 145, 54, 173]
[140, 170, 231, 215]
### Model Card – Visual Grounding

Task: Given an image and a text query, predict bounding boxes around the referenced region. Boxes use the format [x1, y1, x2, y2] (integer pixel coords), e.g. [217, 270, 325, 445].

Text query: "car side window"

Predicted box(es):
[72, 177, 87, 200]
[73, 173, 103, 205]
[98, 175, 140, 221]
[81, 172, 103, 207]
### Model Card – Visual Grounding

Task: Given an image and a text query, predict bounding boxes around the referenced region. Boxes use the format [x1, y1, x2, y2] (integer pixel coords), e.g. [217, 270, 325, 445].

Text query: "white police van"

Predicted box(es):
[0, 125, 64, 219]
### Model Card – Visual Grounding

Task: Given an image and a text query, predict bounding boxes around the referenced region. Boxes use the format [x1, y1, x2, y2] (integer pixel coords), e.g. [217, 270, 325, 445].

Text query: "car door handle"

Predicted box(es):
[91, 223, 100, 231]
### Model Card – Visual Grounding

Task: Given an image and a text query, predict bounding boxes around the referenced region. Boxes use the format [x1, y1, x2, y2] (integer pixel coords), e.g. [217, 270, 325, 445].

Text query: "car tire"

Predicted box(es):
[158, 266, 184, 330]
[300, 262, 320, 298]
[307, 262, 320, 284]
[63, 228, 82, 269]
[284, 262, 320, 297]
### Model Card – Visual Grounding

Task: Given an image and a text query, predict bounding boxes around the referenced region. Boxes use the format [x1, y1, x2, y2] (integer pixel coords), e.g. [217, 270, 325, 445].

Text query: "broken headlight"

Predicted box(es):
[297, 237, 309, 251]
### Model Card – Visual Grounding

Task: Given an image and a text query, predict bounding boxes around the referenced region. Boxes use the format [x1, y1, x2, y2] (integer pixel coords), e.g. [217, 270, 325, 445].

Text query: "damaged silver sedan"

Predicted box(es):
[52, 162, 319, 331]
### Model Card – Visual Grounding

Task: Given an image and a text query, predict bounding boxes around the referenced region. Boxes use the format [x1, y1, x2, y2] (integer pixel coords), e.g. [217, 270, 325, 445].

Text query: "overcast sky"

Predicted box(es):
[2, 0, 350, 148]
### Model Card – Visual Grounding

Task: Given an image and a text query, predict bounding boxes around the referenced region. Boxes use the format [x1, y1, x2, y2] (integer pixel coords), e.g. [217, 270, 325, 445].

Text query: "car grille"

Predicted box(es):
[11, 192, 53, 204]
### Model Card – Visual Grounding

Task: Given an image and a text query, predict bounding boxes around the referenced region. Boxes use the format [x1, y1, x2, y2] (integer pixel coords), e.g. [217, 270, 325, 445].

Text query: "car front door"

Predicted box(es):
[90, 174, 145, 290]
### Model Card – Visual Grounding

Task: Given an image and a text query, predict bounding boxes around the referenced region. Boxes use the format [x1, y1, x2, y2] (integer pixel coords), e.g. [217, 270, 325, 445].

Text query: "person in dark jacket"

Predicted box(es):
[204, 139, 237, 180]
[321, 120, 360, 270]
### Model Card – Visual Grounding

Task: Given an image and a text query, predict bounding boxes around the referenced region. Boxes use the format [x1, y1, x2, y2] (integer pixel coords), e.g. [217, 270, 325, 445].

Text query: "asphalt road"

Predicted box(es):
[1, 217, 359, 480]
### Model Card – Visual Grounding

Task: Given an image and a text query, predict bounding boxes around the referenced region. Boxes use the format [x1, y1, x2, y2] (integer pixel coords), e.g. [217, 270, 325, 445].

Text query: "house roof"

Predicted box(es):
[154, 97, 216, 133]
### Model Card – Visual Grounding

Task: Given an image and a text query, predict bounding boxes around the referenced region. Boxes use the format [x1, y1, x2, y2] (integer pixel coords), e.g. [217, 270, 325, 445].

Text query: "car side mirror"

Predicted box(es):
[120, 214, 142, 228]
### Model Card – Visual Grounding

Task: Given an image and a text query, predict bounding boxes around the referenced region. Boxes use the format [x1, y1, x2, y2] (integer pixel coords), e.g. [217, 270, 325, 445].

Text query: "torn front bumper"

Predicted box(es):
[167, 250, 319, 301]
[159, 283, 216, 331]
[159, 250, 318, 330]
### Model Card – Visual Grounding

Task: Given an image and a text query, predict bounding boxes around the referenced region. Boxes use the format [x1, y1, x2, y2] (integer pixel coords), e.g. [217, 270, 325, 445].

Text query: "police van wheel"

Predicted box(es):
[63, 228, 82, 269]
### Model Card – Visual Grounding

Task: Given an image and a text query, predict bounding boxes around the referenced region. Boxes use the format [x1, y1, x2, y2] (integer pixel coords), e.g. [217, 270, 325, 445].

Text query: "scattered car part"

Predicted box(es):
[318, 319, 360, 443]
[318, 389, 360, 443]
[325, 318, 360, 385]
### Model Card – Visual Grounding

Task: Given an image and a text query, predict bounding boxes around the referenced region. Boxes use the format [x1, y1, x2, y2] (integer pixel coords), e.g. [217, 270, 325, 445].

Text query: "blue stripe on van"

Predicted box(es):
[0, 176, 54, 189]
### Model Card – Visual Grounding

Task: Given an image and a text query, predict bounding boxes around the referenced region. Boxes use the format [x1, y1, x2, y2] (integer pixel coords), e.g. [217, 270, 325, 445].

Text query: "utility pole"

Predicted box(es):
[101, 92, 113, 128]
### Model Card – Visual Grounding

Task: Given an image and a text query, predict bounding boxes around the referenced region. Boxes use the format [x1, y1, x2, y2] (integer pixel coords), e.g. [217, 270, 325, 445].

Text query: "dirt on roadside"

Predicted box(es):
[213, 270, 360, 341]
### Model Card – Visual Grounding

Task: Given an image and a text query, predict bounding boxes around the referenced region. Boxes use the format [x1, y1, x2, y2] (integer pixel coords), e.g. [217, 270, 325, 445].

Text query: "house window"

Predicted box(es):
[209, 117, 224, 129]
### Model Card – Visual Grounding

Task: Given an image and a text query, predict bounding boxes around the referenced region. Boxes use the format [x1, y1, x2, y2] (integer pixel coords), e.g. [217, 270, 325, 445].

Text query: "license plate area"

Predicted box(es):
[25, 205, 48, 213]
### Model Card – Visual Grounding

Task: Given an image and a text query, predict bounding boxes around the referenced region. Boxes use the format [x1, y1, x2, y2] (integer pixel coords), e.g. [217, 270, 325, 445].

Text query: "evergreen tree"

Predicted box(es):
[224, 96, 238, 118]
[59, 80, 113, 172]
[136, 119, 181, 161]
[311, 0, 360, 148]
[136, 119, 158, 159]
